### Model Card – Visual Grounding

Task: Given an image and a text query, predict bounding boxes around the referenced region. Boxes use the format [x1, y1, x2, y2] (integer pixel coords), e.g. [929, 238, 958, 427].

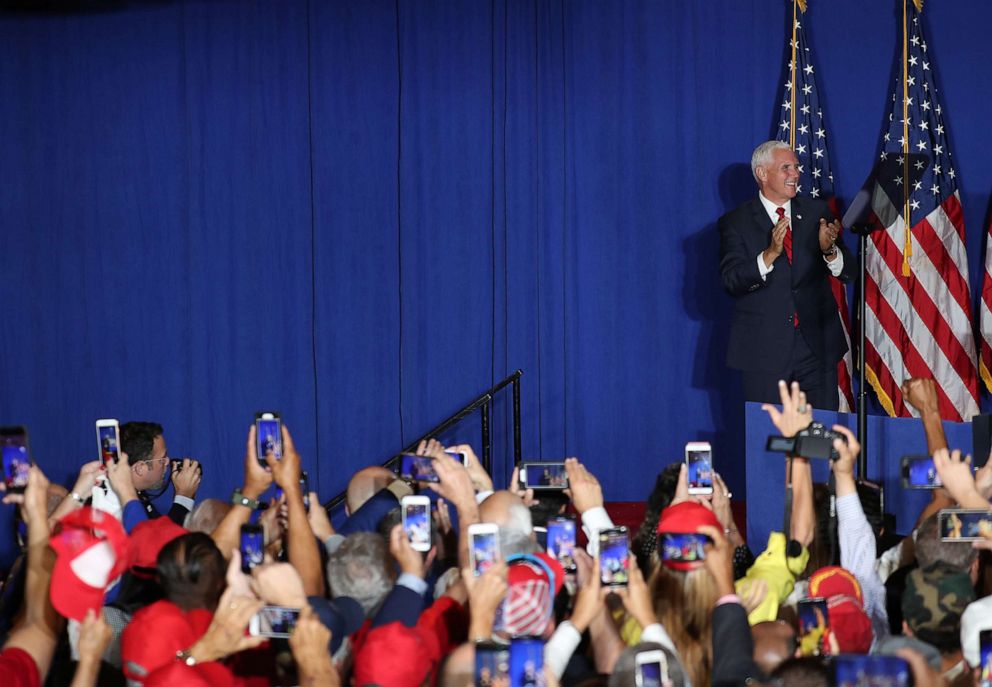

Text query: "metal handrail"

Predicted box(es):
[322, 369, 524, 511]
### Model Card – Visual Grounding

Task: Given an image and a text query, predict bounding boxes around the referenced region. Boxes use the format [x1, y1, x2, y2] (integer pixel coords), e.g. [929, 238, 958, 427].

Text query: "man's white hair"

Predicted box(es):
[751, 140, 793, 183]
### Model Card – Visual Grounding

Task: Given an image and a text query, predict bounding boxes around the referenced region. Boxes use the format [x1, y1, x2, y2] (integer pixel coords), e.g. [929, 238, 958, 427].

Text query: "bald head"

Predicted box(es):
[752, 620, 797, 675]
[346, 466, 396, 514]
[478, 491, 530, 531]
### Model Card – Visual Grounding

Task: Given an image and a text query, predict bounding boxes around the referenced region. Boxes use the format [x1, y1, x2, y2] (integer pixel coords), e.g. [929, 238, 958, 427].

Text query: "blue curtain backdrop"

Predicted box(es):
[3, 0, 992, 563]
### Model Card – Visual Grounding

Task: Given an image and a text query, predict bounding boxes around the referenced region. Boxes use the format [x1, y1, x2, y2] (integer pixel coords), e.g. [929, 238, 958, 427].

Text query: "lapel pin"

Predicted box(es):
[796, 214, 802, 220]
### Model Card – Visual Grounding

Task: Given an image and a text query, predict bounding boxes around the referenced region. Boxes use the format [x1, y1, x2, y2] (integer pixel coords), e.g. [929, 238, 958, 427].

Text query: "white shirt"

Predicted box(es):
[755, 192, 843, 279]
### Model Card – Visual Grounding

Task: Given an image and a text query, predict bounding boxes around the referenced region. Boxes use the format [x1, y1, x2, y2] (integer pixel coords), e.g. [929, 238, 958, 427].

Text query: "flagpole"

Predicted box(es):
[790, 0, 798, 147]
[901, 1, 913, 277]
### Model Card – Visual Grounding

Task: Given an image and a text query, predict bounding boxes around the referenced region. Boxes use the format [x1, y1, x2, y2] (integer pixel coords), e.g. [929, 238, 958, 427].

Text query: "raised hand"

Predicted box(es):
[761, 380, 813, 438]
[171, 458, 202, 499]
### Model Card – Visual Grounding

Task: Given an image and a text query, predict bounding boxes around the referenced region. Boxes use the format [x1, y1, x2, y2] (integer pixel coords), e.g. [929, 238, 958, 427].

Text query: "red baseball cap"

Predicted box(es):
[49, 507, 129, 621]
[655, 501, 721, 535]
[809, 566, 864, 607]
[353, 622, 440, 687]
[127, 517, 187, 575]
[495, 553, 565, 637]
[144, 660, 237, 687]
[827, 595, 873, 654]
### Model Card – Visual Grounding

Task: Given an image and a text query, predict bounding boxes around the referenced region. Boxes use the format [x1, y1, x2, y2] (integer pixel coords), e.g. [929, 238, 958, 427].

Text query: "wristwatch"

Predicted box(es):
[822, 244, 838, 258]
[231, 489, 261, 510]
[175, 648, 197, 666]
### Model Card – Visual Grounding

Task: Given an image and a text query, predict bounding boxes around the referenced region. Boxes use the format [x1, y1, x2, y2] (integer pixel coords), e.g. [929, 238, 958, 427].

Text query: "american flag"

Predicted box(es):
[981, 218, 992, 392]
[774, 10, 855, 412]
[863, 3, 979, 421]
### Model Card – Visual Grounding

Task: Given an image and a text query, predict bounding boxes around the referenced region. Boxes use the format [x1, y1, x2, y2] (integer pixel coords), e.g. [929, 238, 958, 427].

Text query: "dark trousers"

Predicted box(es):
[739, 328, 839, 411]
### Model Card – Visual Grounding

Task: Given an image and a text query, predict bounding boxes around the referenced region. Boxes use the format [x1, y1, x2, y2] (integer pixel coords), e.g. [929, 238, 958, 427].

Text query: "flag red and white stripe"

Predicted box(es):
[979, 215, 992, 392]
[863, 4, 979, 421]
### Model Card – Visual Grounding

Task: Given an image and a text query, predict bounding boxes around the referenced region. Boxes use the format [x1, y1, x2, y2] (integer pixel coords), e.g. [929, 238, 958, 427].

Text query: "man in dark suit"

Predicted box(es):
[719, 141, 855, 410]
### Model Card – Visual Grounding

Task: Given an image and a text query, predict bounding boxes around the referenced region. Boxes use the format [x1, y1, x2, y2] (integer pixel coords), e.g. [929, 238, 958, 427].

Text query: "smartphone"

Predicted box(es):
[254, 412, 283, 464]
[797, 598, 830, 657]
[533, 526, 547, 550]
[685, 442, 713, 495]
[248, 605, 300, 638]
[901, 455, 942, 489]
[519, 462, 568, 490]
[240, 523, 265, 573]
[635, 649, 669, 687]
[659, 532, 709, 565]
[398, 453, 439, 482]
[979, 629, 992, 687]
[475, 641, 510, 687]
[95, 419, 121, 465]
[547, 516, 577, 573]
[938, 508, 992, 542]
[401, 495, 432, 552]
[445, 449, 468, 465]
[834, 655, 910, 687]
[598, 526, 630, 587]
[468, 523, 501, 576]
[300, 470, 310, 510]
[1, 426, 31, 493]
[509, 636, 544, 687]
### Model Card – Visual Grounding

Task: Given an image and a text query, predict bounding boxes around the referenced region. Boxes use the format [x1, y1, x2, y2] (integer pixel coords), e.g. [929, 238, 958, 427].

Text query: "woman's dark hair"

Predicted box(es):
[633, 462, 682, 573]
[156, 533, 226, 612]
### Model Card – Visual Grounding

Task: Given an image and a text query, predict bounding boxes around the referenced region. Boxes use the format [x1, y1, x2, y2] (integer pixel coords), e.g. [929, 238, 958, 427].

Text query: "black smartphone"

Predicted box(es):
[254, 412, 283, 465]
[598, 526, 630, 587]
[398, 453, 439, 482]
[519, 461, 569, 490]
[240, 523, 265, 573]
[475, 641, 510, 687]
[509, 636, 544, 687]
[979, 629, 992, 687]
[659, 532, 709, 565]
[1, 426, 32, 493]
[901, 455, 942, 489]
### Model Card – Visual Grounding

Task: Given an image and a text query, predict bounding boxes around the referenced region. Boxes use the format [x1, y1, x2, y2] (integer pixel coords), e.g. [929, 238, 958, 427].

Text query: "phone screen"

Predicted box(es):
[403, 501, 431, 549]
[939, 509, 992, 542]
[599, 527, 630, 586]
[240, 525, 265, 573]
[1, 428, 30, 491]
[475, 642, 510, 687]
[797, 598, 830, 656]
[97, 424, 121, 465]
[979, 630, 992, 687]
[547, 517, 577, 573]
[253, 606, 300, 638]
[509, 636, 544, 687]
[686, 447, 713, 492]
[471, 530, 500, 576]
[523, 463, 568, 489]
[903, 456, 941, 488]
[399, 454, 439, 482]
[834, 655, 910, 687]
[635, 653, 667, 687]
[660, 533, 709, 564]
[255, 416, 283, 462]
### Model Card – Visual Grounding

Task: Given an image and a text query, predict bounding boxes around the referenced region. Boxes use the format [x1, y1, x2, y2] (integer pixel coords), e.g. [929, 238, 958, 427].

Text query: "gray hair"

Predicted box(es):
[915, 514, 978, 571]
[326, 532, 396, 616]
[499, 500, 537, 557]
[751, 140, 793, 183]
[609, 642, 686, 687]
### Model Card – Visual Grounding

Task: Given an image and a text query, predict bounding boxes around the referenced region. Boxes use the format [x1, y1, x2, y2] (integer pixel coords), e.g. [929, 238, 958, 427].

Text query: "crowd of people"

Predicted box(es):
[1, 377, 992, 686]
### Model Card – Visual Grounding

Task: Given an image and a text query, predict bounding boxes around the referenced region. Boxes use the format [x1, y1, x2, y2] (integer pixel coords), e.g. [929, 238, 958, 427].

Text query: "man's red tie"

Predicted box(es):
[776, 207, 793, 263]
[776, 207, 798, 328]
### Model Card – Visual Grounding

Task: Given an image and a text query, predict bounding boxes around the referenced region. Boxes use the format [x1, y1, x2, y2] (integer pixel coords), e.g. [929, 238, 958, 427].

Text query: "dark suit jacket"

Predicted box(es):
[711, 602, 764, 686]
[719, 195, 855, 373]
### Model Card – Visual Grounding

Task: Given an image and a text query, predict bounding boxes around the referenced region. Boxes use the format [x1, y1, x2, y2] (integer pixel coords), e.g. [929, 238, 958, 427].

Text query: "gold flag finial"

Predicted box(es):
[796, 0, 807, 13]
[913, 0, 923, 12]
